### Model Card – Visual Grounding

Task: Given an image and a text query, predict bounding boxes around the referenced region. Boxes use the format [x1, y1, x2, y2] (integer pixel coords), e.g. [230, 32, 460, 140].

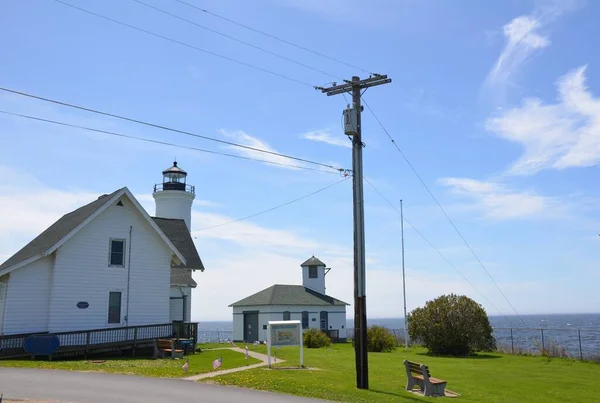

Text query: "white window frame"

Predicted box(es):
[106, 290, 124, 326]
[308, 266, 318, 278]
[108, 238, 126, 267]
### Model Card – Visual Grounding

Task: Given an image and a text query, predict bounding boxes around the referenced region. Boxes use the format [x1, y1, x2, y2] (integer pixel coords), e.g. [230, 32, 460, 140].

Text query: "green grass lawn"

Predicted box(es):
[197, 342, 235, 350]
[207, 343, 600, 402]
[0, 349, 261, 378]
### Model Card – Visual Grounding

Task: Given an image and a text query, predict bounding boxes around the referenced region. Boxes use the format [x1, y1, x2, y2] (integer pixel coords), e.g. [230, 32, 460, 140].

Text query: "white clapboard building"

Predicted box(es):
[0, 161, 203, 336]
[230, 256, 348, 343]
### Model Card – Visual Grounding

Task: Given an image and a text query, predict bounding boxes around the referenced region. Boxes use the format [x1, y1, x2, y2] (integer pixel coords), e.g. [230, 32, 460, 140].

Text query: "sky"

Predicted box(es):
[1, 0, 599, 322]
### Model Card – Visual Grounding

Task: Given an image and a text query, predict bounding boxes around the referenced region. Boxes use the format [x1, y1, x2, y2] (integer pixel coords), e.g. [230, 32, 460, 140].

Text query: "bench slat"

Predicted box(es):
[428, 377, 447, 384]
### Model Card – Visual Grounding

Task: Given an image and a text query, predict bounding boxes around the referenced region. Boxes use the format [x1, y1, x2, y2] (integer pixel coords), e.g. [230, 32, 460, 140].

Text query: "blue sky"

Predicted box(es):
[1, 0, 599, 321]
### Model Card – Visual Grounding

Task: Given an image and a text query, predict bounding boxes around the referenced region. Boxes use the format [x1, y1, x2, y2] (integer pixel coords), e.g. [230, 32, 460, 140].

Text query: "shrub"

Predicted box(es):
[408, 293, 496, 356]
[351, 325, 398, 352]
[367, 325, 398, 352]
[303, 328, 331, 348]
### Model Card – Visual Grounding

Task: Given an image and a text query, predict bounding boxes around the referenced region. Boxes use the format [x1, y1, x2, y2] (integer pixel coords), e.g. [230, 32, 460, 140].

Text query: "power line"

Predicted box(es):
[131, 0, 342, 80]
[363, 98, 527, 327]
[52, 0, 314, 88]
[174, 0, 373, 75]
[0, 110, 340, 175]
[193, 176, 350, 233]
[0, 86, 346, 173]
[363, 176, 517, 327]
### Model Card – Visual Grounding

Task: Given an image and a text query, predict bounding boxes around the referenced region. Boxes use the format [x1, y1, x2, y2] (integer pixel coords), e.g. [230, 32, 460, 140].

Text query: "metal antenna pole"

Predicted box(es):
[400, 199, 408, 350]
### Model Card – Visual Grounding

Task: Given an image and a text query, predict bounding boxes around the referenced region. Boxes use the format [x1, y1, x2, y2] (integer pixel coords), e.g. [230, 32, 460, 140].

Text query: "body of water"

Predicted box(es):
[196, 314, 600, 359]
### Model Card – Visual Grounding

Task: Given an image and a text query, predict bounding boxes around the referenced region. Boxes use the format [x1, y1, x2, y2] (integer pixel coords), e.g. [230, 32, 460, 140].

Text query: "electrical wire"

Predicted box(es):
[363, 176, 518, 327]
[0, 110, 341, 175]
[131, 0, 342, 80]
[193, 176, 350, 232]
[174, 0, 374, 75]
[52, 0, 315, 88]
[363, 98, 528, 327]
[0, 86, 345, 173]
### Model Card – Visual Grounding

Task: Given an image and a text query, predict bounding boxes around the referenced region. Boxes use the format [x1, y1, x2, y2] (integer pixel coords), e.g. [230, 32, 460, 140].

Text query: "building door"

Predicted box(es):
[0, 276, 8, 335]
[243, 312, 259, 342]
[320, 311, 328, 331]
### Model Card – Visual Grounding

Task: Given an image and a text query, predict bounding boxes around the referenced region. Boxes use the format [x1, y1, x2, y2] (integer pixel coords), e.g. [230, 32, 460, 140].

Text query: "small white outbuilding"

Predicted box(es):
[229, 256, 349, 343]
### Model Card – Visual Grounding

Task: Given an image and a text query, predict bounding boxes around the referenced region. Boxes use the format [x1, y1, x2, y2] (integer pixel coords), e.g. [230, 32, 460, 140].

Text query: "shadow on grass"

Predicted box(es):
[369, 388, 425, 402]
[414, 352, 501, 360]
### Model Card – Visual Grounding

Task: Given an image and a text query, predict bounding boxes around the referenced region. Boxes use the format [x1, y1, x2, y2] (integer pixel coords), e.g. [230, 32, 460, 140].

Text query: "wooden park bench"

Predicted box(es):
[403, 360, 447, 397]
[153, 338, 183, 359]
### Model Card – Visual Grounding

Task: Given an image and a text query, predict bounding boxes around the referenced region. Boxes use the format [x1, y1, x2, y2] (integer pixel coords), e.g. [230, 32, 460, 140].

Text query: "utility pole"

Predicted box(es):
[318, 74, 391, 389]
[400, 199, 409, 350]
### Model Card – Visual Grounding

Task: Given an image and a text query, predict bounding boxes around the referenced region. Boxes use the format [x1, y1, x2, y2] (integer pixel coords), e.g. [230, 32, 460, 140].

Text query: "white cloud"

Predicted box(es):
[219, 129, 305, 170]
[485, 1, 577, 90]
[0, 165, 99, 259]
[439, 177, 558, 220]
[487, 66, 600, 175]
[302, 129, 351, 148]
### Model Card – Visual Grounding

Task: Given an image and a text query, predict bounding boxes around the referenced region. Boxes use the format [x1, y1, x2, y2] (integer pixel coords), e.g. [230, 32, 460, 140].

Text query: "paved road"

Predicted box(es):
[0, 368, 325, 403]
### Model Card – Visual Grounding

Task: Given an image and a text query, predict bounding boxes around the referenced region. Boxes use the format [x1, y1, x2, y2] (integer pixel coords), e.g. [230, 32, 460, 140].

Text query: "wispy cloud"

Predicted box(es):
[484, 1, 577, 91]
[487, 66, 600, 175]
[302, 129, 351, 148]
[439, 177, 559, 220]
[219, 129, 304, 170]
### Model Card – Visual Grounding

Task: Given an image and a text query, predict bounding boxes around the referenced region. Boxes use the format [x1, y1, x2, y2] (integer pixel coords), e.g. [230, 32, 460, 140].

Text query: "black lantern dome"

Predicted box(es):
[154, 161, 195, 193]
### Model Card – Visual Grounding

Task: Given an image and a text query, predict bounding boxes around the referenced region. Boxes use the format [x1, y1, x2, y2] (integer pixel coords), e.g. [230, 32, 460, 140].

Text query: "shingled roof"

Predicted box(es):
[229, 284, 349, 307]
[0, 187, 125, 272]
[152, 217, 203, 288]
[300, 255, 326, 267]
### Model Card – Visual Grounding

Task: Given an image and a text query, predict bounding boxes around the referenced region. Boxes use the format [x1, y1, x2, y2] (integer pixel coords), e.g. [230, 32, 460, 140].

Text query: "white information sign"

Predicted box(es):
[267, 320, 303, 368]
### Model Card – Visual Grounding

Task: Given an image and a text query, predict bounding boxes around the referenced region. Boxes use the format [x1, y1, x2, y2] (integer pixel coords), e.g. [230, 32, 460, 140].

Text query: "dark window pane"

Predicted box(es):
[309, 266, 318, 278]
[110, 240, 125, 266]
[108, 292, 121, 324]
[111, 240, 124, 253]
[302, 311, 309, 329]
[283, 311, 291, 321]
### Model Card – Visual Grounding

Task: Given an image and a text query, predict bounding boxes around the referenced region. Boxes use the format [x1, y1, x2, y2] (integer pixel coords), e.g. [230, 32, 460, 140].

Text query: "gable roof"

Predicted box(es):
[229, 284, 349, 307]
[300, 255, 326, 267]
[0, 188, 124, 272]
[170, 268, 197, 288]
[152, 218, 204, 272]
[0, 187, 186, 275]
[152, 217, 203, 289]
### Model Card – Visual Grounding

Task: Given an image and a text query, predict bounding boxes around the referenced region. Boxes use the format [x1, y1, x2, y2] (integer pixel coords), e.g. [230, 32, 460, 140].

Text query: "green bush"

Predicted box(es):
[367, 325, 398, 352]
[351, 325, 398, 352]
[303, 328, 331, 348]
[408, 293, 496, 356]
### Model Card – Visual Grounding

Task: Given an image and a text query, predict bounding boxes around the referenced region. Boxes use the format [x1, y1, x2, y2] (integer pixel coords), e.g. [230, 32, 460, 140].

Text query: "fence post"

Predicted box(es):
[85, 331, 91, 359]
[510, 328, 514, 355]
[541, 329, 545, 353]
[132, 327, 138, 357]
[578, 329, 583, 361]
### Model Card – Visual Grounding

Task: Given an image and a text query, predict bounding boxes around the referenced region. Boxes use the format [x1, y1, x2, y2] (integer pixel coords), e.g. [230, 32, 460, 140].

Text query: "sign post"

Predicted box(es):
[267, 320, 303, 368]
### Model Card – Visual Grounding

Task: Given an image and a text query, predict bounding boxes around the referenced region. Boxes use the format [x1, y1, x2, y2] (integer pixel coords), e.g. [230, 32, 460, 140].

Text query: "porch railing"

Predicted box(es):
[0, 322, 198, 359]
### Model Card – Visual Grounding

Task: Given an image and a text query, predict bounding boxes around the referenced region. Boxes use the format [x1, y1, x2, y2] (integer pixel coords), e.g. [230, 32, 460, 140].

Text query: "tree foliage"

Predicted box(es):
[408, 294, 496, 356]
[303, 328, 331, 348]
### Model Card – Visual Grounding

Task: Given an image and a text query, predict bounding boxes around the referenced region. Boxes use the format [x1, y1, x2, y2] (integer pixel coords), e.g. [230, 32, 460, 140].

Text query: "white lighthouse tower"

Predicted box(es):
[152, 161, 195, 230]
